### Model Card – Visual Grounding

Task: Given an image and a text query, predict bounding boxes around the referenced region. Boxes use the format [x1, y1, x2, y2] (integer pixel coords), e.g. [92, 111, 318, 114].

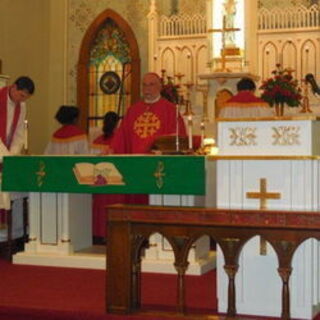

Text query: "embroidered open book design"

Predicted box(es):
[73, 162, 125, 186]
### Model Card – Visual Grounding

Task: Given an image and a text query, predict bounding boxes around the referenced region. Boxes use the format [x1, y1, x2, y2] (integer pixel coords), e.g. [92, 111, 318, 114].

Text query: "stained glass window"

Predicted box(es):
[88, 18, 132, 130]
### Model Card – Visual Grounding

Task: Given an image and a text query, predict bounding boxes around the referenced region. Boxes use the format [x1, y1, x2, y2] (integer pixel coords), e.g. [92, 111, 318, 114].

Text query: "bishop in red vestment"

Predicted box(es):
[109, 72, 187, 219]
[111, 73, 186, 154]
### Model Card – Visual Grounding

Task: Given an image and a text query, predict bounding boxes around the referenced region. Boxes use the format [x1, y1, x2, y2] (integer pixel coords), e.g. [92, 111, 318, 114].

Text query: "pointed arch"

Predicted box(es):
[77, 9, 140, 130]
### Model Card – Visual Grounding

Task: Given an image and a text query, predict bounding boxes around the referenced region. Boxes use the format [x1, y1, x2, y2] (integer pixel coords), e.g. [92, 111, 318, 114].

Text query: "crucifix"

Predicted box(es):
[208, 16, 240, 72]
[246, 178, 281, 255]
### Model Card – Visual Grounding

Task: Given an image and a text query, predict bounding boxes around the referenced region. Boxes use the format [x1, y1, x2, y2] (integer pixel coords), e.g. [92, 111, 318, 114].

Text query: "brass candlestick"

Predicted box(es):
[300, 79, 312, 113]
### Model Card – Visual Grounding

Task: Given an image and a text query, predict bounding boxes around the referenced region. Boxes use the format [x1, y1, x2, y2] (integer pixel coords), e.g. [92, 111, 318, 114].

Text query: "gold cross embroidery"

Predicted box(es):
[153, 161, 165, 189]
[134, 112, 160, 138]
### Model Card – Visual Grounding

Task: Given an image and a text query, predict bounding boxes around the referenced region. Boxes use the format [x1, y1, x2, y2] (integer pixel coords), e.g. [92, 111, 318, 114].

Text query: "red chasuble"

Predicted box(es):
[223, 90, 269, 108]
[111, 98, 186, 154]
[0, 86, 21, 148]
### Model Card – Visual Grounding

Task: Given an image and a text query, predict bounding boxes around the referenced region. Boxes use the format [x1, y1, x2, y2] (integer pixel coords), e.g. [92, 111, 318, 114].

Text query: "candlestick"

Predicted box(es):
[24, 119, 28, 152]
[196, 84, 209, 121]
[187, 115, 193, 150]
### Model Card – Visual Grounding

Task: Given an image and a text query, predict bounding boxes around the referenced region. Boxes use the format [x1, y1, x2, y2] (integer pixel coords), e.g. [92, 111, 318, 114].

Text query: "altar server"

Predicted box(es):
[90, 111, 123, 243]
[44, 105, 89, 155]
[90, 111, 120, 155]
[219, 77, 274, 118]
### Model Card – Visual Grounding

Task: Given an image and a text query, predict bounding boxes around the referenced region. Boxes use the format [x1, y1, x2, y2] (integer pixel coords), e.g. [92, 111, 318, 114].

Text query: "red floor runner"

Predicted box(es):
[0, 259, 215, 319]
[0, 259, 318, 320]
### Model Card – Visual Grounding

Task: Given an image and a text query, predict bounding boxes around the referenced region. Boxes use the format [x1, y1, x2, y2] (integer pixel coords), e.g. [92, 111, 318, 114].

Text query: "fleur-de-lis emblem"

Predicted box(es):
[36, 161, 46, 187]
[153, 161, 165, 189]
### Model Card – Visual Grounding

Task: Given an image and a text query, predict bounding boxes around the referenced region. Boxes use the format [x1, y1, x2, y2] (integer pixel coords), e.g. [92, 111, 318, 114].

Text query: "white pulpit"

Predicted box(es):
[213, 117, 320, 319]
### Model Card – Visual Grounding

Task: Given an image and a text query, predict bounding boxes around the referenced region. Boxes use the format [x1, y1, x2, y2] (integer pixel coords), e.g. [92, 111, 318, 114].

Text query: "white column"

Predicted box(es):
[147, 0, 159, 72]
[58, 193, 70, 242]
[25, 192, 41, 252]
[206, 0, 214, 71]
[244, 0, 258, 73]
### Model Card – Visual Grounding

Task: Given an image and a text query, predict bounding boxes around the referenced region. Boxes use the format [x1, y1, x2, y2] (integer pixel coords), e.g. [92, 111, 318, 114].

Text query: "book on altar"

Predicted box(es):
[73, 162, 125, 186]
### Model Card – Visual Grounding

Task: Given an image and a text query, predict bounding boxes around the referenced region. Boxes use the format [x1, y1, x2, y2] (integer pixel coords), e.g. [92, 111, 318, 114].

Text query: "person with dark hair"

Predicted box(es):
[0, 76, 35, 244]
[90, 111, 120, 154]
[0, 76, 35, 157]
[90, 111, 122, 243]
[219, 77, 273, 118]
[44, 105, 89, 154]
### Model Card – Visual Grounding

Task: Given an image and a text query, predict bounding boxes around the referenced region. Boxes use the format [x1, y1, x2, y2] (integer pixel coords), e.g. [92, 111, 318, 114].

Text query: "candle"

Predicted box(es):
[175, 104, 180, 152]
[24, 119, 28, 152]
[200, 121, 205, 147]
[188, 115, 193, 150]
[203, 138, 219, 155]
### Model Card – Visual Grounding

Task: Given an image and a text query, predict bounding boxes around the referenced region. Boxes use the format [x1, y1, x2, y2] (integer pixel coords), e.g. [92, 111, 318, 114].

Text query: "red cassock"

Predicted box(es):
[90, 134, 125, 238]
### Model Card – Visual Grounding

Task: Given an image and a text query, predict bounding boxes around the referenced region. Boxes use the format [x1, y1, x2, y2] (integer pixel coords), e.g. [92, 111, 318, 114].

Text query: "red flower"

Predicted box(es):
[259, 64, 302, 107]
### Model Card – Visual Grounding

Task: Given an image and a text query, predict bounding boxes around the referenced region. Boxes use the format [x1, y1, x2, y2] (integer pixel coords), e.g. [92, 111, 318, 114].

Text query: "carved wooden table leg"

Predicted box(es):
[6, 206, 12, 261]
[278, 267, 292, 320]
[174, 263, 189, 314]
[106, 221, 133, 314]
[224, 264, 239, 318]
[132, 257, 141, 309]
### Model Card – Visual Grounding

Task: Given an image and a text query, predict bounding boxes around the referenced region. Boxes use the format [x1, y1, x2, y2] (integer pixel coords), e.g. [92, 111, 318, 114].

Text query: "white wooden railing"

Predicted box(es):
[258, 4, 320, 30]
[159, 13, 207, 38]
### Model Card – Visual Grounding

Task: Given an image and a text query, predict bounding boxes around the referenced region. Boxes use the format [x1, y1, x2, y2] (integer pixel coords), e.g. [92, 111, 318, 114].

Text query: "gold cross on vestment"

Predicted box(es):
[208, 16, 240, 72]
[134, 112, 160, 138]
[246, 178, 281, 210]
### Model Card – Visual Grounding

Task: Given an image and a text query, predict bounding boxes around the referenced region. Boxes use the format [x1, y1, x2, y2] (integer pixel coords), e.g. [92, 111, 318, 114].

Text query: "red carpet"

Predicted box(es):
[0, 259, 215, 319]
[0, 259, 319, 320]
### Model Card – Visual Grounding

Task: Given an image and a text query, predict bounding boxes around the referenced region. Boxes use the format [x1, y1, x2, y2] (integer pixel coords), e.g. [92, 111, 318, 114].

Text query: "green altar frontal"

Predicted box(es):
[2, 155, 205, 195]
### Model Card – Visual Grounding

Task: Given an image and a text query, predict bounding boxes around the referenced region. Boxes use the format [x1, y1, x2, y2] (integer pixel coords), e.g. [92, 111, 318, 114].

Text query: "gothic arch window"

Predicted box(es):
[77, 9, 140, 131]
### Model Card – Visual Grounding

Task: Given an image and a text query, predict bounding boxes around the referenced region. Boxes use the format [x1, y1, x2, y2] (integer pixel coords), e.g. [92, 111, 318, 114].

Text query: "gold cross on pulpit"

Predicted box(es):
[208, 16, 240, 72]
[246, 178, 281, 210]
[246, 178, 281, 256]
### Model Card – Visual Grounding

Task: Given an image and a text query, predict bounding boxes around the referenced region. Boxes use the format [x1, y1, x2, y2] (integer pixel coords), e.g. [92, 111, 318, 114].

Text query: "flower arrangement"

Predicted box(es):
[160, 70, 181, 104]
[259, 64, 302, 108]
